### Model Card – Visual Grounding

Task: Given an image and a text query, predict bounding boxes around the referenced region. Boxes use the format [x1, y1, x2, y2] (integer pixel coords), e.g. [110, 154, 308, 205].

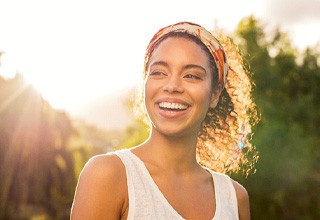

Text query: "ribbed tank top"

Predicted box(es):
[112, 149, 239, 220]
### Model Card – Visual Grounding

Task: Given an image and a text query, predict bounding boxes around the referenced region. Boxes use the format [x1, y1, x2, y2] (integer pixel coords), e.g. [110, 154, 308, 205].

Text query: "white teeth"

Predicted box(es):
[159, 102, 188, 110]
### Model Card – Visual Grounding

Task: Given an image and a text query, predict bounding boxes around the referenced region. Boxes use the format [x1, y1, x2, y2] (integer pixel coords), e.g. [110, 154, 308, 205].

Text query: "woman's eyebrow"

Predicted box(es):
[149, 61, 207, 74]
[149, 61, 169, 68]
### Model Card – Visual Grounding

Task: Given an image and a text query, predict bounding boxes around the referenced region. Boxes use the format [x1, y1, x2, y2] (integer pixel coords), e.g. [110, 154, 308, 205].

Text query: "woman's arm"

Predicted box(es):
[232, 180, 251, 220]
[70, 154, 127, 220]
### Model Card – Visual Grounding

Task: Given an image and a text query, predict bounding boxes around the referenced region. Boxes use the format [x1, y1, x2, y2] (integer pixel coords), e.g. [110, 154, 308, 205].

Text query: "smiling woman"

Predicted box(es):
[71, 21, 258, 220]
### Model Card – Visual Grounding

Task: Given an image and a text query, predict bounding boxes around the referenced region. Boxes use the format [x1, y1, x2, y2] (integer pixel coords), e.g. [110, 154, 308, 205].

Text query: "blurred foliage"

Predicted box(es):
[119, 119, 150, 149]
[0, 74, 120, 219]
[230, 16, 320, 219]
[118, 95, 150, 149]
[0, 15, 319, 219]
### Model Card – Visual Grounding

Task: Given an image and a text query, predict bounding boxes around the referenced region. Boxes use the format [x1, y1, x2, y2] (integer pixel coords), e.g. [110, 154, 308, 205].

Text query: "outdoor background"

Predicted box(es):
[1, 0, 320, 219]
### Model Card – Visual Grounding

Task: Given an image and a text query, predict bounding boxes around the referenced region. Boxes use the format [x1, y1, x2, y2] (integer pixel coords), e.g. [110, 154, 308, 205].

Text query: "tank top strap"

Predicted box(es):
[111, 149, 184, 219]
[109, 149, 137, 219]
[206, 169, 239, 219]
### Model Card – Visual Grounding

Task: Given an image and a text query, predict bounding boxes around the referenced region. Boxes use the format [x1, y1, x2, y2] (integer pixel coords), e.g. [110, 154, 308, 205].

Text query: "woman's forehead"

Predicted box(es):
[148, 37, 211, 66]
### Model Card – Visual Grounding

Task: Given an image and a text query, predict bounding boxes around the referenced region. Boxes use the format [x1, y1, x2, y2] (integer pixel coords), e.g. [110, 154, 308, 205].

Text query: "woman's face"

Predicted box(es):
[144, 37, 219, 137]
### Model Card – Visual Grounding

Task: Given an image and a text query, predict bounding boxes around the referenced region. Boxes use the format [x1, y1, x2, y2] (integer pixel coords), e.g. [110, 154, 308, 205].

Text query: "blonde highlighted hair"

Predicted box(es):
[197, 33, 259, 175]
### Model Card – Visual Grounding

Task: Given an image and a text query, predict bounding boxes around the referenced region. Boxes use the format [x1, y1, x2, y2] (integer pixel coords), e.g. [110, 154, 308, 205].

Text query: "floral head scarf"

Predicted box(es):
[145, 21, 228, 88]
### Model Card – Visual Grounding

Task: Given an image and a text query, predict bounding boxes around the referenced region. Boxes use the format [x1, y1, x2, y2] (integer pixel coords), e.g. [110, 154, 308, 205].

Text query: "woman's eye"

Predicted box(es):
[149, 71, 166, 77]
[184, 74, 201, 80]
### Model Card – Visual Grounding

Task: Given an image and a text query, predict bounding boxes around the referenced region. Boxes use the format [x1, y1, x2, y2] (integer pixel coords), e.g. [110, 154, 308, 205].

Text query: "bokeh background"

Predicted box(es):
[1, 0, 319, 219]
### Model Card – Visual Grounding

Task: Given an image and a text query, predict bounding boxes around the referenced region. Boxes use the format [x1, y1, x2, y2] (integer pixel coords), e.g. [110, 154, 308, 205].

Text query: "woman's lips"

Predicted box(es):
[158, 102, 189, 110]
[156, 101, 190, 119]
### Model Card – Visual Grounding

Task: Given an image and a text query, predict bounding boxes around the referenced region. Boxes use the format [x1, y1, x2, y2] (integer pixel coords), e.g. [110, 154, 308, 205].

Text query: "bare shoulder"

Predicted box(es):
[80, 153, 125, 182]
[70, 153, 128, 220]
[231, 179, 249, 203]
[231, 179, 251, 220]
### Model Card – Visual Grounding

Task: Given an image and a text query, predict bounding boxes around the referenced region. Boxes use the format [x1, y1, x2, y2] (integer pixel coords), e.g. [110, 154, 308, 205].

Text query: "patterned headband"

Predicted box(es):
[145, 21, 228, 88]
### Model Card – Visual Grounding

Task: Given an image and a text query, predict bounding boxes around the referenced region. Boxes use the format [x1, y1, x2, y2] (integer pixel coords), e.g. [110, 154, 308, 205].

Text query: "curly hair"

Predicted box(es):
[133, 31, 259, 176]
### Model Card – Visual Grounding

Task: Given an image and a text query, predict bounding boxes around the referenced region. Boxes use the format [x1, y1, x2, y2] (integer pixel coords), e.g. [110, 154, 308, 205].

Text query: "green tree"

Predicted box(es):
[232, 16, 320, 219]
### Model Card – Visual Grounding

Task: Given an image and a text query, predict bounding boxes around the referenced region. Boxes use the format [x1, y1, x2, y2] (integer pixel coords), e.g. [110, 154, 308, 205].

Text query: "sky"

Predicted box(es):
[0, 0, 319, 118]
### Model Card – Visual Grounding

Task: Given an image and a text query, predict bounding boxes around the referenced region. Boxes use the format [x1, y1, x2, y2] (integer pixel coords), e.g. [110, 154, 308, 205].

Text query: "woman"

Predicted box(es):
[71, 21, 258, 220]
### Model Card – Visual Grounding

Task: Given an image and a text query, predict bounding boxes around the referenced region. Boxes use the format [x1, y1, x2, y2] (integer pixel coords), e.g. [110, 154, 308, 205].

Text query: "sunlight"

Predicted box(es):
[0, 46, 143, 113]
[292, 21, 320, 50]
[0, 52, 19, 79]
[0, 82, 29, 114]
[0, 0, 318, 117]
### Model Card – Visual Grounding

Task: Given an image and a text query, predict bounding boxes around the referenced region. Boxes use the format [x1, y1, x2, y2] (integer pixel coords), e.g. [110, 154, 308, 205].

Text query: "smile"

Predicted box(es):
[159, 102, 189, 111]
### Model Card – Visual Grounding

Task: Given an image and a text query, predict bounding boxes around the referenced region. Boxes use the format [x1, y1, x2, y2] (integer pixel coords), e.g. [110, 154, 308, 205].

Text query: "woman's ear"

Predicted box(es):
[210, 85, 223, 108]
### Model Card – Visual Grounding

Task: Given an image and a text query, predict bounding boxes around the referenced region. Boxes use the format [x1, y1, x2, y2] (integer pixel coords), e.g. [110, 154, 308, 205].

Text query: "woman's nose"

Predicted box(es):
[163, 75, 184, 93]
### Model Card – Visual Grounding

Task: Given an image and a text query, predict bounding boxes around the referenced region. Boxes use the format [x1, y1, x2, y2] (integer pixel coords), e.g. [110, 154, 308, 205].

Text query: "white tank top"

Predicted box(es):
[112, 149, 239, 220]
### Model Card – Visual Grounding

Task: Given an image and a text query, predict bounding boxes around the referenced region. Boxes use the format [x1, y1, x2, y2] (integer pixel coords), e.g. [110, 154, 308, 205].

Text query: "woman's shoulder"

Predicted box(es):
[230, 178, 248, 201]
[230, 178, 251, 220]
[71, 152, 128, 219]
[80, 152, 126, 183]
[76, 152, 128, 195]
[206, 169, 248, 197]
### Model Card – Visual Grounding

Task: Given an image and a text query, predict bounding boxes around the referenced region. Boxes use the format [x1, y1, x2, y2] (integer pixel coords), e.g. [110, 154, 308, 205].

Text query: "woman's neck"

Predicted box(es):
[135, 127, 201, 174]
